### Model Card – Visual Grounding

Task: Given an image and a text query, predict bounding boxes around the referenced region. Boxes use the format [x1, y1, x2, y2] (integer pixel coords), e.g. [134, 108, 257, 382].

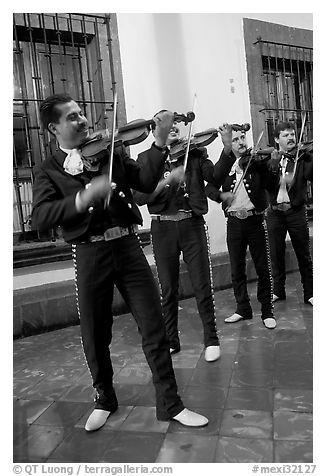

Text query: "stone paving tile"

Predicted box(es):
[13, 399, 53, 425]
[219, 409, 273, 439]
[155, 433, 219, 463]
[213, 436, 273, 463]
[273, 410, 313, 441]
[119, 406, 170, 433]
[12, 272, 314, 463]
[274, 440, 313, 463]
[180, 384, 228, 409]
[14, 424, 71, 462]
[47, 427, 118, 462]
[274, 389, 313, 413]
[31, 401, 92, 427]
[225, 386, 274, 412]
[100, 431, 166, 463]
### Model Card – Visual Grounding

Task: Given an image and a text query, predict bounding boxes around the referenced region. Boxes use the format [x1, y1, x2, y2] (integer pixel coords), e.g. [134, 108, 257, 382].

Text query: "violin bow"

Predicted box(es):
[288, 112, 306, 190]
[182, 93, 197, 173]
[178, 93, 197, 195]
[104, 90, 118, 208]
[232, 129, 264, 196]
[224, 129, 264, 213]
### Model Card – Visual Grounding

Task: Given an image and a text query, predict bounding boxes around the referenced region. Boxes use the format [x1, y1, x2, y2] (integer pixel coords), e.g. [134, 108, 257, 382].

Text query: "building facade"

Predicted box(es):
[13, 13, 313, 253]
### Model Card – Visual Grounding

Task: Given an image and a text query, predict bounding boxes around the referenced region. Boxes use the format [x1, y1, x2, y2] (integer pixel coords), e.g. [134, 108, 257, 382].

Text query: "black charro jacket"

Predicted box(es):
[31, 143, 167, 243]
[133, 146, 216, 216]
[266, 149, 313, 208]
[205, 149, 279, 214]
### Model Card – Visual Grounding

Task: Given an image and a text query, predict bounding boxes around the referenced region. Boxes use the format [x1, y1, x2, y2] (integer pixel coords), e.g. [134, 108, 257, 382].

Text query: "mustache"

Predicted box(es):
[78, 125, 88, 133]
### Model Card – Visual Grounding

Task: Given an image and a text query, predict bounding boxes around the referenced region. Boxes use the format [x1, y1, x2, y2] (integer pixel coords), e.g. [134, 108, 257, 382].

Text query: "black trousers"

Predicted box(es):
[151, 215, 219, 350]
[226, 214, 274, 319]
[72, 235, 184, 420]
[266, 206, 313, 302]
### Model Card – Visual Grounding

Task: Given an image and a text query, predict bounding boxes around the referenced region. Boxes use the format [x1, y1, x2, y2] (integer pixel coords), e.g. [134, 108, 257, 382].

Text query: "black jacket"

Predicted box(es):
[31, 143, 167, 243]
[133, 146, 216, 216]
[266, 149, 313, 208]
[206, 149, 279, 214]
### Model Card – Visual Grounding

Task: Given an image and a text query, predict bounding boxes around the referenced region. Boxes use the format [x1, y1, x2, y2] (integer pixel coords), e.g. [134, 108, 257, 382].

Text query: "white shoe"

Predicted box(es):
[263, 317, 277, 329]
[85, 409, 111, 432]
[204, 345, 221, 362]
[224, 313, 244, 323]
[307, 297, 313, 306]
[172, 408, 208, 427]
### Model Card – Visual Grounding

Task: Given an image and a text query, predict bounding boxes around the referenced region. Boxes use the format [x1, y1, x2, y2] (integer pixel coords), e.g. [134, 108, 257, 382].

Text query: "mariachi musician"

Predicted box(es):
[205, 122, 279, 330]
[265, 121, 313, 306]
[31, 93, 210, 432]
[133, 115, 221, 361]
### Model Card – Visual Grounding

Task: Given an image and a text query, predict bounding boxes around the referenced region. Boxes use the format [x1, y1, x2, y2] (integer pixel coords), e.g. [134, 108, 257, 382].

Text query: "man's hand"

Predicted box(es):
[218, 123, 233, 154]
[220, 191, 235, 207]
[153, 110, 174, 147]
[268, 149, 282, 173]
[76, 176, 116, 212]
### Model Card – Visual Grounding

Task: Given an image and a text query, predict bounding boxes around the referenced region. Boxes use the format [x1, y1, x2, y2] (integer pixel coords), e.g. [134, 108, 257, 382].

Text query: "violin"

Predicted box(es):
[80, 111, 196, 160]
[170, 123, 251, 160]
[238, 146, 275, 168]
[283, 140, 313, 160]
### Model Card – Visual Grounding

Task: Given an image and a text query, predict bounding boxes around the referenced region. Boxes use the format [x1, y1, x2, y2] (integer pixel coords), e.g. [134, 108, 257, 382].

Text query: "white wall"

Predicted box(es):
[116, 12, 312, 254]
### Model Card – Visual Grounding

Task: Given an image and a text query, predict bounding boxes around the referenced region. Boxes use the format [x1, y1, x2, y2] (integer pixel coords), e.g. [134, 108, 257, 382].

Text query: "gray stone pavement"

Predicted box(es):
[13, 272, 313, 464]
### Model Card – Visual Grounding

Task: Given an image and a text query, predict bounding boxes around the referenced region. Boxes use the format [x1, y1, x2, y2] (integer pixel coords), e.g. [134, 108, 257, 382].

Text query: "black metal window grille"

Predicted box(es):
[255, 37, 313, 145]
[13, 12, 118, 238]
[255, 37, 313, 215]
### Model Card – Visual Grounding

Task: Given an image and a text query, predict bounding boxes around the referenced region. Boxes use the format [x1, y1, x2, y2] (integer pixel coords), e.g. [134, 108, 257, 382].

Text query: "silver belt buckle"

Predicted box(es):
[235, 209, 249, 220]
[104, 227, 121, 241]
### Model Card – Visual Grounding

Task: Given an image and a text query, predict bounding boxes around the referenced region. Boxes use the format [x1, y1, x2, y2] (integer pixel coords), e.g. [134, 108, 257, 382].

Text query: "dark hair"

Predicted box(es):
[40, 93, 74, 133]
[151, 109, 168, 131]
[274, 121, 295, 139]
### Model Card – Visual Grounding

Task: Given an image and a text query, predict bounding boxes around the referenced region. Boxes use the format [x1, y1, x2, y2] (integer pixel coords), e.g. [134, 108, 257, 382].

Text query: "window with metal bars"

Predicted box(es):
[13, 13, 123, 239]
[255, 38, 313, 146]
[256, 38, 313, 218]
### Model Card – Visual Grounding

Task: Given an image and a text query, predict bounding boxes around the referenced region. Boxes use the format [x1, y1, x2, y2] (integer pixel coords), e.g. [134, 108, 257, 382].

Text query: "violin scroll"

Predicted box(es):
[232, 123, 251, 132]
[173, 111, 195, 125]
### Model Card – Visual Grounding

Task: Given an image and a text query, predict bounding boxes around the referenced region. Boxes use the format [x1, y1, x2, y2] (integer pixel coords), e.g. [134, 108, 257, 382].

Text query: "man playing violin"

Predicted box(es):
[133, 115, 221, 362]
[266, 121, 313, 306]
[31, 94, 210, 432]
[206, 124, 279, 329]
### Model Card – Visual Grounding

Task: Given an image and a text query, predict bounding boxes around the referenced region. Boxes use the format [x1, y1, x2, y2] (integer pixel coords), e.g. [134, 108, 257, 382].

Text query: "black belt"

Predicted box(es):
[151, 211, 193, 222]
[83, 225, 138, 243]
[226, 209, 265, 219]
[271, 203, 292, 212]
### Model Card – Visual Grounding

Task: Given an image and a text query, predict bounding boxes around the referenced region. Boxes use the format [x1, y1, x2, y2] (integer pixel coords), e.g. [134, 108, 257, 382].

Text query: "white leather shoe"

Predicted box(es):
[307, 297, 313, 306]
[263, 317, 277, 329]
[204, 345, 221, 362]
[224, 313, 244, 323]
[172, 408, 208, 427]
[85, 409, 111, 432]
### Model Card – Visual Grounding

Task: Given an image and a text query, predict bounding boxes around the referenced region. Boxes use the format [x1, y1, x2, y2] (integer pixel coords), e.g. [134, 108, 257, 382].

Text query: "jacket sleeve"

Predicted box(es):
[205, 183, 222, 203]
[213, 149, 237, 187]
[254, 159, 280, 192]
[122, 143, 168, 193]
[197, 147, 215, 183]
[302, 151, 313, 182]
[31, 165, 87, 232]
